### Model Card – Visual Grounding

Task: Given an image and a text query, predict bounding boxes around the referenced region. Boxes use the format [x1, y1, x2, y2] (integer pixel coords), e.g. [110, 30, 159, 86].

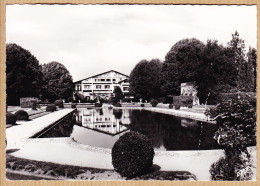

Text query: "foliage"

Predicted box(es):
[6, 43, 43, 106]
[175, 105, 180, 110]
[6, 112, 16, 124]
[46, 104, 57, 112]
[71, 104, 76, 108]
[141, 104, 145, 107]
[112, 86, 124, 105]
[172, 96, 193, 106]
[113, 109, 123, 119]
[31, 101, 37, 110]
[150, 99, 158, 107]
[41, 61, 73, 103]
[121, 97, 132, 103]
[129, 59, 162, 100]
[246, 47, 257, 91]
[205, 95, 256, 151]
[115, 103, 122, 107]
[15, 110, 29, 121]
[169, 104, 173, 109]
[94, 103, 102, 107]
[227, 31, 247, 91]
[210, 150, 253, 181]
[54, 100, 64, 108]
[112, 131, 155, 178]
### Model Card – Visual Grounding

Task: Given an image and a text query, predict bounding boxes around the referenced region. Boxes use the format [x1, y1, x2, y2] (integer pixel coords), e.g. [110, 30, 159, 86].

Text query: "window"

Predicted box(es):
[76, 85, 81, 91]
[106, 79, 111, 81]
[105, 85, 110, 89]
[84, 85, 90, 89]
[113, 79, 116, 82]
[101, 79, 105, 82]
[96, 85, 101, 89]
[123, 87, 129, 91]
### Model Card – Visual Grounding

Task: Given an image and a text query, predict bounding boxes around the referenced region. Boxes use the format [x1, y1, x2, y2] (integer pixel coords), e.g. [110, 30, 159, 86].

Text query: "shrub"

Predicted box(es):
[188, 104, 192, 108]
[31, 101, 37, 110]
[115, 103, 122, 107]
[150, 99, 158, 107]
[141, 104, 145, 107]
[94, 103, 102, 107]
[121, 98, 132, 103]
[169, 104, 173, 109]
[6, 112, 16, 124]
[205, 95, 256, 151]
[54, 100, 64, 108]
[46, 104, 56, 112]
[112, 131, 155, 178]
[15, 110, 29, 121]
[175, 105, 180, 110]
[71, 104, 76, 108]
[210, 150, 253, 181]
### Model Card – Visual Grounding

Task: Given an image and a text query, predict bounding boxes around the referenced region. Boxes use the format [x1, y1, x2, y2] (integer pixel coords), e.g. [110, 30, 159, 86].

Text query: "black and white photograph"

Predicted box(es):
[5, 4, 257, 181]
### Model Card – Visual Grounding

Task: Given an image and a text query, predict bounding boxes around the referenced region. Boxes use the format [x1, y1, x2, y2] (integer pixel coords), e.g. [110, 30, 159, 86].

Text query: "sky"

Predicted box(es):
[6, 5, 257, 82]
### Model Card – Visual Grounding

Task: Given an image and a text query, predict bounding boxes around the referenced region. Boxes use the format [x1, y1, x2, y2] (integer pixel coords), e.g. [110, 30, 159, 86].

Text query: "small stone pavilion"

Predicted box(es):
[180, 82, 200, 105]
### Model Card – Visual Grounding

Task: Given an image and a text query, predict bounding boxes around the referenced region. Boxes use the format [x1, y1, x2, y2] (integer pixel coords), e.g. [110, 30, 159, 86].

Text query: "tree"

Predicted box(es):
[129, 59, 162, 100]
[41, 62, 73, 102]
[227, 31, 247, 91]
[197, 40, 237, 103]
[160, 38, 205, 98]
[246, 47, 257, 91]
[6, 43, 43, 105]
[111, 86, 124, 104]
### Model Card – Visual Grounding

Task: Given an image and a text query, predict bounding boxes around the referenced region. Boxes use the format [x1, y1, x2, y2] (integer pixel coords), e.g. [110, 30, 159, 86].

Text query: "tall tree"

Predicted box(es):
[227, 31, 247, 91]
[41, 62, 73, 102]
[129, 59, 162, 101]
[247, 47, 257, 91]
[6, 43, 42, 105]
[160, 38, 205, 97]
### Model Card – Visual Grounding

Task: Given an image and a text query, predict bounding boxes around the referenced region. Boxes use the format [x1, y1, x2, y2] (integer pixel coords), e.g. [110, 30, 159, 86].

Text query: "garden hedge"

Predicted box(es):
[112, 131, 155, 178]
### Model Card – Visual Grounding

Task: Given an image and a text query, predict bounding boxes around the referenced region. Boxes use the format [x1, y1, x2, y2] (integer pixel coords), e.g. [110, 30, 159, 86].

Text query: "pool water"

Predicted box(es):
[37, 108, 220, 151]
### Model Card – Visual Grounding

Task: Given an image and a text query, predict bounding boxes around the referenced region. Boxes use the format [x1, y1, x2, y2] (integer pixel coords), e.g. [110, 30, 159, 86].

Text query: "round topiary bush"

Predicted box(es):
[31, 101, 37, 110]
[46, 104, 57, 112]
[175, 105, 180, 110]
[15, 110, 29, 121]
[150, 99, 158, 107]
[112, 131, 155, 178]
[6, 112, 16, 124]
[54, 100, 64, 108]
[169, 104, 173, 109]
[71, 104, 76, 108]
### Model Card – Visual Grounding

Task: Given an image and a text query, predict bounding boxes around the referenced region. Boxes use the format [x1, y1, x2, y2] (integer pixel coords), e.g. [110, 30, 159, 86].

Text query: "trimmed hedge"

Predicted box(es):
[115, 103, 122, 107]
[15, 110, 29, 121]
[46, 104, 57, 112]
[6, 112, 16, 124]
[141, 104, 145, 107]
[150, 99, 158, 107]
[112, 131, 155, 178]
[54, 100, 64, 108]
[169, 104, 173, 109]
[94, 103, 102, 107]
[172, 96, 193, 107]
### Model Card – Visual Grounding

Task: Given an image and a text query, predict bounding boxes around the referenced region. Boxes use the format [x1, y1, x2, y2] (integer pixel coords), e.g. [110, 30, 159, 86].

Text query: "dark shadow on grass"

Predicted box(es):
[133, 164, 197, 180]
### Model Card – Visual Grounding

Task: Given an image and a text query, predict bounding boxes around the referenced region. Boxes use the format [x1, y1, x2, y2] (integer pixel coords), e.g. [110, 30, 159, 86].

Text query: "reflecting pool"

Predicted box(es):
[37, 108, 220, 151]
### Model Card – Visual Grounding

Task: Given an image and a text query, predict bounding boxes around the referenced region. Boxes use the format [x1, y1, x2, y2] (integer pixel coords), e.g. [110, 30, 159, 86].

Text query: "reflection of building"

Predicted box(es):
[74, 70, 129, 100]
[180, 82, 200, 105]
[76, 109, 130, 135]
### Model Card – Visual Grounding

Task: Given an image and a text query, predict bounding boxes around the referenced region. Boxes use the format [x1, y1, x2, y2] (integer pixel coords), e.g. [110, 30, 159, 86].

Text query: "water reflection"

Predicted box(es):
[75, 108, 130, 135]
[38, 108, 219, 151]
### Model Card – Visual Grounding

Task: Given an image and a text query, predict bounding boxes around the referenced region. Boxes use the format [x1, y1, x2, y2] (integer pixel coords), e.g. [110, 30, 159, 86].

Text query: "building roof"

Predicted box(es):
[74, 70, 129, 84]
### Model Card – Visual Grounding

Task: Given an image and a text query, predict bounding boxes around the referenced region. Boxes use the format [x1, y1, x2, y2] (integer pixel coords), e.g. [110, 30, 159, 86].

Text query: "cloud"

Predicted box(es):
[6, 5, 257, 81]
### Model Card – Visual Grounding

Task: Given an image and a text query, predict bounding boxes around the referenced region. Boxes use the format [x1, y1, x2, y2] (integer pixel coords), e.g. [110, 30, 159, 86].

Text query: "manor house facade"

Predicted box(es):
[74, 70, 130, 100]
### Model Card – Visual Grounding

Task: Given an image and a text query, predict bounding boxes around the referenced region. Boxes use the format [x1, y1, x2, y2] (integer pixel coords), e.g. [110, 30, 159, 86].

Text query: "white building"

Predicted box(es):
[74, 70, 130, 100]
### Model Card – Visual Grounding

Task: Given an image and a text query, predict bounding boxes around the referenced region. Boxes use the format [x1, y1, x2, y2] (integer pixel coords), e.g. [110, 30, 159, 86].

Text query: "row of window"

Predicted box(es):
[76, 85, 129, 91]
